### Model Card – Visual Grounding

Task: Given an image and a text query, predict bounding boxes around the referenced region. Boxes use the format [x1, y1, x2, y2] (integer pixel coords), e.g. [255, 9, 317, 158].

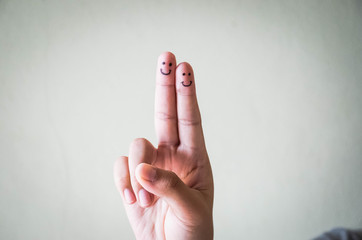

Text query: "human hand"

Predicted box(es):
[114, 52, 214, 240]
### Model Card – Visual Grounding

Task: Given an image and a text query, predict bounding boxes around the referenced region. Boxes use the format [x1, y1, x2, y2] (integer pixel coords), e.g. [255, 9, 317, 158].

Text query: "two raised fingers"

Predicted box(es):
[155, 52, 205, 149]
[114, 52, 205, 207]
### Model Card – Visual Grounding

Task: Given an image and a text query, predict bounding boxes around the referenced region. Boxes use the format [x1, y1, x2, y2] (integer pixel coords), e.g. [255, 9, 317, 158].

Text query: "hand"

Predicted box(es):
[114, 52, 214, 240]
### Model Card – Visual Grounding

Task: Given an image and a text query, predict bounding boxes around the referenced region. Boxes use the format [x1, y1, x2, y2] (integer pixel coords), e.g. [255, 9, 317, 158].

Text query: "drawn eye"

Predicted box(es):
[182, 73, 185, 76]
[162, 62, 165, 65]
[188, 73, 191, 76]
[169, 63, 172, 66]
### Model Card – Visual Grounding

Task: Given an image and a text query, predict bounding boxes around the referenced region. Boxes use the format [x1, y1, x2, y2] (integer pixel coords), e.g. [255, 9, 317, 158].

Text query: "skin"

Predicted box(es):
[113, 52, 214, 240]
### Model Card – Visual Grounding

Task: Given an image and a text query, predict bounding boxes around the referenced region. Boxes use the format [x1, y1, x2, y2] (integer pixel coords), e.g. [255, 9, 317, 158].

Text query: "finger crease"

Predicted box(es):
[155, 112, 177, 121]
[158, 141, 179, 148]
[178, 118, 201, 126]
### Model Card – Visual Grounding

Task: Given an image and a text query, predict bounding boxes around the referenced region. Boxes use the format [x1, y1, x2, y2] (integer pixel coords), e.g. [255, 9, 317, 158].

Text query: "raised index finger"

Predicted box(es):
[154, 52, 179, 147]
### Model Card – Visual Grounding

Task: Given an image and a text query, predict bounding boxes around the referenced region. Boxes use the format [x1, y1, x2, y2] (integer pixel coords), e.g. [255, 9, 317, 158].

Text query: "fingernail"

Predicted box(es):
[138, 189, 151, 207]
[123, 188, 136, 204]
[141, 165, 157, 182]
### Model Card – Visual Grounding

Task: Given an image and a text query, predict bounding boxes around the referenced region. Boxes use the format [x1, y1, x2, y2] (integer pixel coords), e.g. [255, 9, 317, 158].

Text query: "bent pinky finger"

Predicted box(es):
[113, 156, 136, 205]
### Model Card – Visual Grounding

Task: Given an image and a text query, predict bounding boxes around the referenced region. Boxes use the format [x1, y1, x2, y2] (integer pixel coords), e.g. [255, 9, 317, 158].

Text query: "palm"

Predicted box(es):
[114, 52, 213, 240]
[126, 146, 211, 239]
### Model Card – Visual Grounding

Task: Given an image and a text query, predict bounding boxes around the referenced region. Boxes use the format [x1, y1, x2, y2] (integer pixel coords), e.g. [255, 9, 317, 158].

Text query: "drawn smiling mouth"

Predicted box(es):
[181, 81, 192, 87]
[160, 69, 171, 75]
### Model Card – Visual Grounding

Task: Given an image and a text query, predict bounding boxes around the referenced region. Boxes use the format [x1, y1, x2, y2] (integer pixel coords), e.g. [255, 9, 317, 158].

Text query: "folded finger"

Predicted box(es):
[113, 156, 136, 204]
[128, 138, 157, 208]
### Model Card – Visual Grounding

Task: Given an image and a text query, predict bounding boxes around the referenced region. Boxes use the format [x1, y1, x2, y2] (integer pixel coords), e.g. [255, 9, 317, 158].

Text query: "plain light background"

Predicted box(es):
[1, 0, 362, 239]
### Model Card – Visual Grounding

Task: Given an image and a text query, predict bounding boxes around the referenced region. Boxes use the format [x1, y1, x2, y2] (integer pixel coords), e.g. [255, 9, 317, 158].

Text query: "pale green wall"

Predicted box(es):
[1, 0, 361, 239]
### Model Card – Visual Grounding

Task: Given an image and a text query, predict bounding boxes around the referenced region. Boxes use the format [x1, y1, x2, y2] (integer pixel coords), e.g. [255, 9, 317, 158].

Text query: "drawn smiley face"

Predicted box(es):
[160, 61, 173, 75]
[181, 72, 192, 87]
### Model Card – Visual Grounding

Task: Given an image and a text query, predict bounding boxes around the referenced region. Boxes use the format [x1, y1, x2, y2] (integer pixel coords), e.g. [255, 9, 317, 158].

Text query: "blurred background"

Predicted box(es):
[1, 0, 361, 239]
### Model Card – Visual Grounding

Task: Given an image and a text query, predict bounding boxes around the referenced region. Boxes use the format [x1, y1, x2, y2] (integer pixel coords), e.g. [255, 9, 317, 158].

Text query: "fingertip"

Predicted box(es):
[134, 164, 156, 207]
[176, 62, 195, 94]
[158, 51, 176, 60]
[138, 188, 153, 208]
[135, 163, 157, 182]
[176, 61, 192, 69]
[158, 52, 176, 67]
[113, 156, 137, 205]
[157, 52, 177, 84]
[123, 188, 136, 205]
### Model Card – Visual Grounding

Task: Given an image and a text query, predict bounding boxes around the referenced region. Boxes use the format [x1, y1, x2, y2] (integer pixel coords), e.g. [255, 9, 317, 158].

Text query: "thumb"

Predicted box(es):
[135, 163, 196, 214]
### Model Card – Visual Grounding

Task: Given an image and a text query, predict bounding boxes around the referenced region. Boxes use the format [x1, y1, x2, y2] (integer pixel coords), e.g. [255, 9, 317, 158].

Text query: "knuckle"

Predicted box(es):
[116, 176, 130, 189]
[130, 138, 149, 150]
[117, 156, 128, 161]
[131, 137, 147, 145]
[158, 141, 179, 148]
[114, 156, 128, 168]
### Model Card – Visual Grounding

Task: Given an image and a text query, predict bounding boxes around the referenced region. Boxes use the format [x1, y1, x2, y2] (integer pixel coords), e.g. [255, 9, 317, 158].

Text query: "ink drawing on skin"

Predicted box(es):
[160, 61, 172, 75]
[181, 72, 192, 87]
